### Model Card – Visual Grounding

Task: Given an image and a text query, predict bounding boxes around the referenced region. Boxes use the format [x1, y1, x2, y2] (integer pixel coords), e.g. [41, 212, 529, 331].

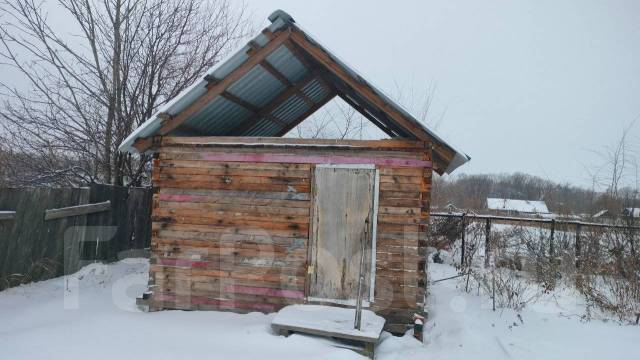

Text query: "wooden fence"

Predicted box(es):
[0, 185, 152, 289]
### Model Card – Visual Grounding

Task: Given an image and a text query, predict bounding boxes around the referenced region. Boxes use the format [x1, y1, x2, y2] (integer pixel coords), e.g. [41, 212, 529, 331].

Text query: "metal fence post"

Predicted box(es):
[484, 218, 491, 268]
[549, 219, 556, 258]
[460, 213, 466, 266]
[575, 223, 582, 269]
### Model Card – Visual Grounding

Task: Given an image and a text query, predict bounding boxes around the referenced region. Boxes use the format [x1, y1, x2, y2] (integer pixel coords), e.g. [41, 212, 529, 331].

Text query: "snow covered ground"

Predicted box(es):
[0, 258, 637, 359]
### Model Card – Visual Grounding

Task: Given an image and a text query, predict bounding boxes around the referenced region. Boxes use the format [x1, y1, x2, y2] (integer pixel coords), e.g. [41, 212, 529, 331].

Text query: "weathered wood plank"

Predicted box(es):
[44, 201, 111, 220]
[163, 152, 432, 168]
[159, 188, 310, 201]
[162, 136, 427, 150]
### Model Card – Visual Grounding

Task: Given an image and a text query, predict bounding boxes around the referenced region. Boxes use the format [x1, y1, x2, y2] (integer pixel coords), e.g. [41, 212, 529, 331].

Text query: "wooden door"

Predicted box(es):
[309, 165, 377, 303]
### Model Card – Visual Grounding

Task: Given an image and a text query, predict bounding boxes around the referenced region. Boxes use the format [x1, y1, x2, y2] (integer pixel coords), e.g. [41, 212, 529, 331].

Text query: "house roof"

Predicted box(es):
[486, 198, 550, 214]
[118, 10, 470, 174]
[624, 208, 640, 217]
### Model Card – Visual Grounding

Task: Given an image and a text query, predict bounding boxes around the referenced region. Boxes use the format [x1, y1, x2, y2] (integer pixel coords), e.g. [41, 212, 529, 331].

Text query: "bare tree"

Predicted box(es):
[292, 100, 370, 140]
[590, 120, 638, 198]
[0, 0, 250, 186]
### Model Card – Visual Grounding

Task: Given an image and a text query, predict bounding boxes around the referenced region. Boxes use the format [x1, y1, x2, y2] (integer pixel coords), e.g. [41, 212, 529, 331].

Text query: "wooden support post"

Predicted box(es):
[484, 218, 491, 268]
[575, 223, 582, 269]
[363, 342, 375, 359]
[549, 219, 556, 258]
[354, 225, 367, 331]
[460, 213, 466, 267]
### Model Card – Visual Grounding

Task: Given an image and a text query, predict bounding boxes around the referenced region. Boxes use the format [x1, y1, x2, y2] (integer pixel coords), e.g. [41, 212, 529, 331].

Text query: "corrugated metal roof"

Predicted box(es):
[265, 46, 308, 83]
[118, 10, 470, 174]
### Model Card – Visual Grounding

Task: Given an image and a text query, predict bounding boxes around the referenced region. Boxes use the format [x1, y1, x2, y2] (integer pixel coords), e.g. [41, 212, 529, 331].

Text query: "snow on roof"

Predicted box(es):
[624, 207, 640, 217]
[486, 198, 549, 214]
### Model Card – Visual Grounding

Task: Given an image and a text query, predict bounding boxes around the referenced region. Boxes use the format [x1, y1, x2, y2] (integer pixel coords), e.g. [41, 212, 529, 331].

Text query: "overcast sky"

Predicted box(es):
[2, 1, 639, 188]
[244, 0, 640, 188]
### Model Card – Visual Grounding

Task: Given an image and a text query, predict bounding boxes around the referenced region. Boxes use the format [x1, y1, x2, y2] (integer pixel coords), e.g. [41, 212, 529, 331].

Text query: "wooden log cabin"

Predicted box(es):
[119, 10, 470, 334]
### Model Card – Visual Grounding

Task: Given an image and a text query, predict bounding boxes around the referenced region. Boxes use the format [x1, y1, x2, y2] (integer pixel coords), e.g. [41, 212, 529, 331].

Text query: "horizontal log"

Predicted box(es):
[153, 271, 304, 290]
[153, 293, 279, 313]
[157, 201, 310, 216]
[379, 191, 421, 200]
[153, 236, 306, 252]
[153, 257, 306, 274]
[151, 243, 307, 260]
[377, 206, 420, 216]
[377, 214, 421, 225]
[156, 180, 310, 193]
[379, 167, 424, 176]
[379, 175, 422, 185]
[152, 215, 309, 231]
[44, 201, 110, 220]
[161, 136, 428, 150]
[153, 230, 307, 245]
[154, 208, 309, 225]
[159, 188, 310, 201]
[160, 160, 312, 171]
[158, 194, 310, 209]
[154, 286, 304, 306]
[379, 198, 423, 208]
[225, 284, 304, 299]
[163, 152, 432, 168]
[160, 166, 310, 178]
[151, 265, 304, 285]
[152, 222, 309, 239]
[157, 173, 310, 185]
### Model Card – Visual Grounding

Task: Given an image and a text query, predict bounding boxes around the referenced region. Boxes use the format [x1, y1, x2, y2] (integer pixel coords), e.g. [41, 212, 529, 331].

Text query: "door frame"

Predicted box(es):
[306, 163, 380, 304]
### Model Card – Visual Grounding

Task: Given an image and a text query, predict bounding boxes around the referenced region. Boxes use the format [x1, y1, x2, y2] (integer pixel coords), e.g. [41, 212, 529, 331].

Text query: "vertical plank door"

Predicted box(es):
[309, 166, 376, 303]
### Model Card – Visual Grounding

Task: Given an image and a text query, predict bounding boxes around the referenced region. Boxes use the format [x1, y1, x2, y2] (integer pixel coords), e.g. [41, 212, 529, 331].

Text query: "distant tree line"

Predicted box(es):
[432, 172, 639, 216]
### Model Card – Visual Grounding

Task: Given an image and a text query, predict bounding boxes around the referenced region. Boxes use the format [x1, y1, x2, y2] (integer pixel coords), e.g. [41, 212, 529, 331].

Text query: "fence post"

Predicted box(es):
[575, 223, 582, 269]
[460, 213, 466, 266]
[549, 219, 555, 258]
[484, 218, 491, 268]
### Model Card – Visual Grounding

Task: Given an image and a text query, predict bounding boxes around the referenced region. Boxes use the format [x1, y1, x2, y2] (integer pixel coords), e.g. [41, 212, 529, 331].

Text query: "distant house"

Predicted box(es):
[486, 198, 551, 217]
[622, 207, 640, 218]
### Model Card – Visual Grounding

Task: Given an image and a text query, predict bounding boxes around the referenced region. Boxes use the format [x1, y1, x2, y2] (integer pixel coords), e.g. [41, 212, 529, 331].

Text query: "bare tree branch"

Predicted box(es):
[0, 0, 251, 186]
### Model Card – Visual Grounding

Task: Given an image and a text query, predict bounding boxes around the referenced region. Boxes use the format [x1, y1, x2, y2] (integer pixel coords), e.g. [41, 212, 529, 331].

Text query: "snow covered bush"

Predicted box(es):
[576, 226, 640, 323]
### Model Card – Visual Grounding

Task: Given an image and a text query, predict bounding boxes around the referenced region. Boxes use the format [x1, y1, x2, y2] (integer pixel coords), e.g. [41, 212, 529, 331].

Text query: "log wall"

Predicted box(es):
[149, 137, 432, 332]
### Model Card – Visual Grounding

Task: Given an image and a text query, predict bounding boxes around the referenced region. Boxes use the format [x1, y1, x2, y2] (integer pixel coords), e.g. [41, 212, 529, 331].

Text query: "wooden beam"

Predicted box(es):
[220, 91, 260, 113]
[284, 40, 315, 71]
[230, 71, 320, 135]
[0, 211, 16, 221]
[260, 61, 292, 87]
[289, 30, 457, 164]
[198, 153, 432, 168]
[44, 201, 111, 221]
[134, 30, 292, 152]
[220, 91, 287, 127]
[337, 91, 398, 138]
[161, 137, 428, 149]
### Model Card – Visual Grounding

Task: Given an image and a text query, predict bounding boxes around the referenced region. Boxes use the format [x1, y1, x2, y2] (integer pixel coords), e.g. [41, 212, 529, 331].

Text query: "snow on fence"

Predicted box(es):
[0, 184, 152, 290]
[430, 212, 640, 269]
[429, 212, 640, 321]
